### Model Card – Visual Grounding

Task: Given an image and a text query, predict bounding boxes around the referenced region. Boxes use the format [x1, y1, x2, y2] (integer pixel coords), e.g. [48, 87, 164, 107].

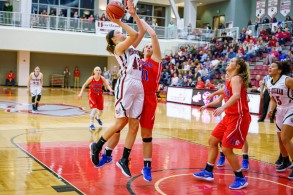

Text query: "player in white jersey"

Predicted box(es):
[267, 60, 293, 179]
[27, 66, 43, 112]
[89, 0, 145, 177]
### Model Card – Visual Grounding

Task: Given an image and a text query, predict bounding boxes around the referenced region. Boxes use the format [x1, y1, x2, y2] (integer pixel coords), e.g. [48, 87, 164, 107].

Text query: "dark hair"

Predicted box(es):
[106, 30, 115, 54]
[235, 57, 250, 88]
[274, 60, 292, 76]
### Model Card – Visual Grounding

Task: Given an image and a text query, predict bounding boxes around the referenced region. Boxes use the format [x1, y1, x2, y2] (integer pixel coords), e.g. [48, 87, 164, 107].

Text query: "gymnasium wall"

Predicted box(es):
[30, 53, 108, 87]
[0, 51, 17, 86]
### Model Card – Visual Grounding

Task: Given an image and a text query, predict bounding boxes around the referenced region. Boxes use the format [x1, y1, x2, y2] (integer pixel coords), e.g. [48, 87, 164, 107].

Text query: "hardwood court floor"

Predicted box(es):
[0, 86, 292, 194]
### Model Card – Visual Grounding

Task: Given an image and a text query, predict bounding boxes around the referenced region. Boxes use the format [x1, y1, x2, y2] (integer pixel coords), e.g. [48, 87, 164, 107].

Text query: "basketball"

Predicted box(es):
[106, 1, 125, 19]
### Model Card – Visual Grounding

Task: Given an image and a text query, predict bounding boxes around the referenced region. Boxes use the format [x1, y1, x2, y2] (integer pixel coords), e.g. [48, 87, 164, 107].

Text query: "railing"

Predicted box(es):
[247, 21, 292, 38]
[0, 10, 239, 41]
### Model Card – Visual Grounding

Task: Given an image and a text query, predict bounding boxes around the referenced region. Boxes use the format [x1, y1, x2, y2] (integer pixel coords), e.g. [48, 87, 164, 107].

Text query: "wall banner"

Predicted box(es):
[280, 0, 291, 17]
[267, 0, 278, 18]
[256, 0, 266, 19]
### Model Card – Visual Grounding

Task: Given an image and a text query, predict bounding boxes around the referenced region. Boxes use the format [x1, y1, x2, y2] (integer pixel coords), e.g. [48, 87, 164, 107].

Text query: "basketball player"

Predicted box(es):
[95, 19, 162, 182]
[267, 60, 293, 179]
[89, 0, 145, 177]
[200, 94, 249, 170]
[78, 66, 113, 131]
[194, 57, 251, 190]
[27, 66, 43, 113]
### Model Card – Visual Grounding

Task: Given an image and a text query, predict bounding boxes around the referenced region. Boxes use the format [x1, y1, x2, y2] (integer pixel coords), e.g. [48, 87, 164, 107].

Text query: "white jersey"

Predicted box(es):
[30, 72, 43, 88]
[115, 46, 142, 80]
[267, 75, 293, 109]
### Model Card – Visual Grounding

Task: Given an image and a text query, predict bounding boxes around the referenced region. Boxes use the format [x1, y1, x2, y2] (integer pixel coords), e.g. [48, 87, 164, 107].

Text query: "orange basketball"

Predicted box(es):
[106, 1, 125, 19]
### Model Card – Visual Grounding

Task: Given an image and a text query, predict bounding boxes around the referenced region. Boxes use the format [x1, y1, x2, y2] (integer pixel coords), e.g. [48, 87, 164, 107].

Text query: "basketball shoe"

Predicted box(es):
[89, 142, 100, 166]
[241, 159, 249, 170]
[141, 166, 152, 182]
[116, 158, 131, 177]
[95, 117, 103, 126]
[229, 177, 248, 189]
[275, 155, 283, 166]
[276, 161, 293, 172]
[193, 169, 214, 181]
[217, 156, 225, 167]
[89, 124, 95, 132]
[96, 153, 112, 168]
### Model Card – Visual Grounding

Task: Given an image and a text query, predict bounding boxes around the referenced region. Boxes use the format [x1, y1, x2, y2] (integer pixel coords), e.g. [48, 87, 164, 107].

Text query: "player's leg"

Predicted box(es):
[241, 140, 249, 170]
[217, 142, 225, 167]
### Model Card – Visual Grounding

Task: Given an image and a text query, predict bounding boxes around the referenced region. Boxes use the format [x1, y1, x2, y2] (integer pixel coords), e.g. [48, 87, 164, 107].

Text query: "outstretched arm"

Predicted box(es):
[78, 76, 93, 98]
[140, 19, 161, 63]
[101, 76, 114, 92]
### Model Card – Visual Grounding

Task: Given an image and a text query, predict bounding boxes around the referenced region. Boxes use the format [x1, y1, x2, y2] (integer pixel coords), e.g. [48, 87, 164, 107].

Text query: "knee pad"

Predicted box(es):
[37, 95, 41, 102]
[116, 130, 121, 133]
[90, 108, 97, 117]
[142, 137, 152, 143]
[32, 96, 36, 103]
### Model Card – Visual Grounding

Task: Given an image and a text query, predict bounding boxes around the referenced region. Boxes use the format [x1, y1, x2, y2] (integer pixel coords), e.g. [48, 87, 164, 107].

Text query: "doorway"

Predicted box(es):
[213, 15, 225, 29]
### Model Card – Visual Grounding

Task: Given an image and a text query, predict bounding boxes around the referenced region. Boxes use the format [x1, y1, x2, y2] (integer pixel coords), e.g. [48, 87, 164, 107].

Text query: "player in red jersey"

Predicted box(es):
[194, 57, 251, 190]
[78, 66, 113, 131]
[95, 19, 162, 182]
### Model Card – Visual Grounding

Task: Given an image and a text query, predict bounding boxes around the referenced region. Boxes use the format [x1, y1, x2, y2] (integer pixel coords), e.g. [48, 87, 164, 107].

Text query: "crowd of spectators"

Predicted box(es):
[158, 15, 293, 92]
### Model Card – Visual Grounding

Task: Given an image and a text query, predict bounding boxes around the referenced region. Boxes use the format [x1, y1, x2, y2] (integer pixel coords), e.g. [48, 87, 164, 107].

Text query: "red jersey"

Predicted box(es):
[74, 70, 80, 77]
[223, 79, 249, 115]
[141, 58, 162, 94]
[7, 73, 15, 80]
[89, 77, 103, 96]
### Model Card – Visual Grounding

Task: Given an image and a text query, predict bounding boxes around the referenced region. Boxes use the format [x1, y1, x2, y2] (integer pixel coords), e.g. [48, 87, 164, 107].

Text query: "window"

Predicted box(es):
[79, 9, 94, 18]
[32, 4, 38, 14]
[154, 6, 165, 17]
[80, 0, 94, 9]
[60, 0, 78, 7]
[137, 4, 152, 16]
[39, 0, 58, 5]
[32, 0, 38, 3]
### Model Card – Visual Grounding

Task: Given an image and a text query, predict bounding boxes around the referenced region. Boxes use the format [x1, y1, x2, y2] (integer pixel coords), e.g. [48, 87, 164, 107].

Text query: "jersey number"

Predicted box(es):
[132, 57, 142, 71]
[274, 96, 282, 105]
[142, 69, 149, 81]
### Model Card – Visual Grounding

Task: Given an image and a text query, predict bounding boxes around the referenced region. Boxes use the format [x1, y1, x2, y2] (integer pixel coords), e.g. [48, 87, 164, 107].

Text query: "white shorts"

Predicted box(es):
[30, 87, 42, 97]
[114, 76, 144, 118]
[276, 107, 293, 132]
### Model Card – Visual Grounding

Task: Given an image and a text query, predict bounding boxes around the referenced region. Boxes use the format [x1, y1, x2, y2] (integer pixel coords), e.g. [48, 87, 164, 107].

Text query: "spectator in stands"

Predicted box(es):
[236, 49, 244, 58]
[262, 16, 270, 24]
[58, 11, 65, 29]
[74, 66, 80, 88]
[100, 13, 106, 21]
[271, 26, 278, 34]
[196, 76, 205, 89]
[227, 48, 236, 59]
[282, 28, 291, 44]
[63, 67, 71, 88]
[206, 23, 211, 30]
[285, 15, 292, 21]
[264, 47, 279, 65]
[6, 70, 15, 86]
[286, 50, 293, 63]
[73, 11, 79, 30]
[94, 14, 100, 21]
[267, 35, 277, 51]
[218, 23, 225, 29]
[245, 43, 256, 61]
[168, 20, 176, 38]
[88, 15, 95, 31]
[49, 10, 56, 29]
[182, 76, 189, 87]
[252, 74, 261, 89]
[170, 73, 178, 86]
[199, 65, 209, 82]
[187, 78, 195, 87]
[270, 16, 277, 23]
[205, 79, 215, 90]
[176, 74, 184, 87]
[275, 42, 282, 53]
[193, 67, 201, 81]
[152, 18, 158, 27]
[39, 9, 47, 28]
[103, 67, 111, 92]
[146, 17, 152, 25]
[265, 24, 272, 35]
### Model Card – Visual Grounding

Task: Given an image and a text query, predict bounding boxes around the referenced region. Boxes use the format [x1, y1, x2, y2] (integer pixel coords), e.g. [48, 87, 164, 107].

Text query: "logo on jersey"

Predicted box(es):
[0, 101, 89, 117]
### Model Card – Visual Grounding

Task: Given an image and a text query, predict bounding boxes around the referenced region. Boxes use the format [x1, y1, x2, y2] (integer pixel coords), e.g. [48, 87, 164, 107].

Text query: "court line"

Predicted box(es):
[154, 173, 293, 195]
[10, 132, 85, 195]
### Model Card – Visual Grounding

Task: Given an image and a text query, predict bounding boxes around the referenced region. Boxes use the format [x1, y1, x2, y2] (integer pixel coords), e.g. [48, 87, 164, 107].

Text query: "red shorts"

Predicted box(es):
[212, 112, 251, 149]
[88, 94, 104, 110]
[140, 93, 157, 129]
